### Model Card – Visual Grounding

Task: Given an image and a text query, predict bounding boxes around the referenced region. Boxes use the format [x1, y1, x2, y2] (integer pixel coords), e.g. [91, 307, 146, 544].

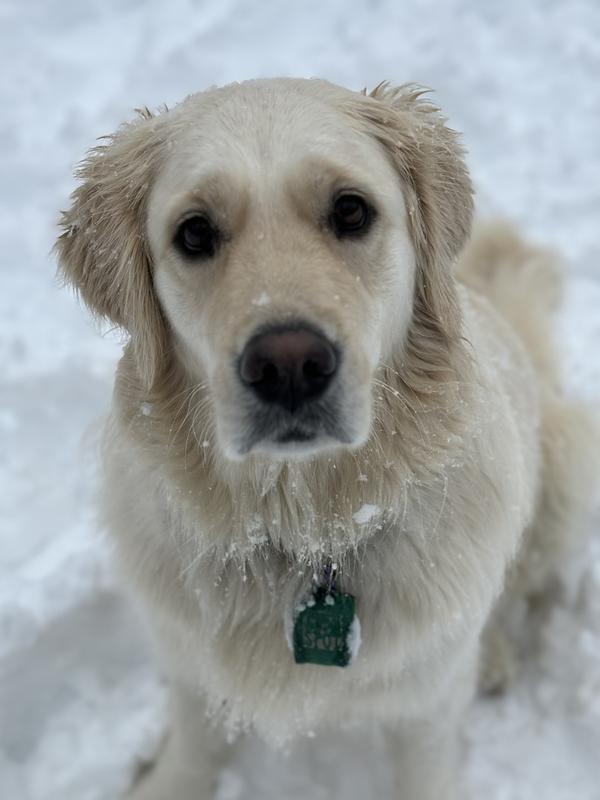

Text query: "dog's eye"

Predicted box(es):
[330, 194, 372, 238]
[174, 215, 219, 259]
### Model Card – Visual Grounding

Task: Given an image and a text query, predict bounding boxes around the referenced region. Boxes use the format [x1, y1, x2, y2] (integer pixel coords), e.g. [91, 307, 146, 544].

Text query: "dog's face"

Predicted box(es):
[57, 79, 473, 464]
[146, 90, 415, 460]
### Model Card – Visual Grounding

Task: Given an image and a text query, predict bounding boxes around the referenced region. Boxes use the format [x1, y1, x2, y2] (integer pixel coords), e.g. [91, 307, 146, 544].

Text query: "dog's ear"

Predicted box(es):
[56, 108, 169, 387]
[350, 84, 474, 346]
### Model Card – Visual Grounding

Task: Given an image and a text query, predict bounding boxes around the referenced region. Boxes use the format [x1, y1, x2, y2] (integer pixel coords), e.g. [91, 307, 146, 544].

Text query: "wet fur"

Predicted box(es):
[57, 79, 598, 798]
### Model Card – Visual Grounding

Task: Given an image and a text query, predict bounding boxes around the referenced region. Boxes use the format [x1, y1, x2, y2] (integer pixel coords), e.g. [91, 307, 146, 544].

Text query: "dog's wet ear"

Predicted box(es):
[56, 108, 169, 388]
[350, 84, 474, 345]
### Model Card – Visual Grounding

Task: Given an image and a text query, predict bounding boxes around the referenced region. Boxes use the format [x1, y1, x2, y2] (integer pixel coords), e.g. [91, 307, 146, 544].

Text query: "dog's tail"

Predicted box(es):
[461, 222, 599, 595]
[456, 220, 562, 383]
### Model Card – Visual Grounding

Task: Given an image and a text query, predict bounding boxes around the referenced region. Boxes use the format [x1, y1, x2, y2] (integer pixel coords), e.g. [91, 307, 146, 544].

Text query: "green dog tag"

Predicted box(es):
[293, 588, 360, 667]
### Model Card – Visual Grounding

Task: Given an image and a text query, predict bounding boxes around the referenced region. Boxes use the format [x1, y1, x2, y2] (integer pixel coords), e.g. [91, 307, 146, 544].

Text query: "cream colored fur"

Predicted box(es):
[56, 79, 598, 799]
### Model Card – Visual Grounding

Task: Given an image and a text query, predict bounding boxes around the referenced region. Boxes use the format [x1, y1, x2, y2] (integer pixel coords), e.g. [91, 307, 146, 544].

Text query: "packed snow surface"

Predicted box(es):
[1, 1, 600, 798]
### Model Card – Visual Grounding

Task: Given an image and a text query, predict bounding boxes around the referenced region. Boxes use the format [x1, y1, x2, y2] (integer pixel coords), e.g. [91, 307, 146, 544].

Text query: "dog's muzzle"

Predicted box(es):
[237, 323, 344, 449]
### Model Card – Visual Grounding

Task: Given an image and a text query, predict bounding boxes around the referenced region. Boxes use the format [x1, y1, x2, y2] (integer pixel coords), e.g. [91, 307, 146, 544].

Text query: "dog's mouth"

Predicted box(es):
[276, 426, 317, 444]
[226, 399, 360, 461]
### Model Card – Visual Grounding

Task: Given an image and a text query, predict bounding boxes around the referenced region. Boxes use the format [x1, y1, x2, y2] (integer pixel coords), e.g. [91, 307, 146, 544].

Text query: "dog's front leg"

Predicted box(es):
[128, 683, 235, 800]
[386, 715, 465, 800]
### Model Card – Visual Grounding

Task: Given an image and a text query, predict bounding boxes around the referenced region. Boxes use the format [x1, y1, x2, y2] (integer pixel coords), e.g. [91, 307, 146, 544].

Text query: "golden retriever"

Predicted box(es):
[56, 78, 598, 799]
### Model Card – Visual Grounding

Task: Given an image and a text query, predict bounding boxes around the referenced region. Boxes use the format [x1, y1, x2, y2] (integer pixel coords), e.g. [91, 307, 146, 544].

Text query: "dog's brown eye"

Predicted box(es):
[330, 194, 372, 238]
[175, 215, 219, 259]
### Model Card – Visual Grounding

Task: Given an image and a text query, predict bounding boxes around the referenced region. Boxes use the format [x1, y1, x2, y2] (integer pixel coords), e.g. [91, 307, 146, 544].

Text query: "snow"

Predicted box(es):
[1, 1, 600, 798]
[252, 291, 271, 307]
[352, 503, 381, 525]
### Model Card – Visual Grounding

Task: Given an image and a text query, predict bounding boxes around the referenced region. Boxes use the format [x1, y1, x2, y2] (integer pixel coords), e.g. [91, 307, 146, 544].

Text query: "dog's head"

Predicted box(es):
[57, 79, 472, 462]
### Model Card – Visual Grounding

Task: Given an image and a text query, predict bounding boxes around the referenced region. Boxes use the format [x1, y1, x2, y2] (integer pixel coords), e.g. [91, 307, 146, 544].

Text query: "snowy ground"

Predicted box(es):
[1, 1, 600, 798]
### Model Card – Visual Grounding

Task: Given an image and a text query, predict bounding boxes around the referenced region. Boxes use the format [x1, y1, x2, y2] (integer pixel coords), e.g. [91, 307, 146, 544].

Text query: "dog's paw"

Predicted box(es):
[126, 749, 218, 800]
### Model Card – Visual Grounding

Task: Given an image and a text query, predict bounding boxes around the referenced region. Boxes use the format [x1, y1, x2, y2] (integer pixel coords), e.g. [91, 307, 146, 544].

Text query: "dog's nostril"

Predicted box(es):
[303, 352, 335, 379]
[304, 360, 319, 379]
[263, 363, 279, 383]
[239, 326, 338, 412]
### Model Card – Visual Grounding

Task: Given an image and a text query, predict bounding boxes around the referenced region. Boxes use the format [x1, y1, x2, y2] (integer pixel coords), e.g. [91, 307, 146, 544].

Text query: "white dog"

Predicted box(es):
[57, 79, 598, 799]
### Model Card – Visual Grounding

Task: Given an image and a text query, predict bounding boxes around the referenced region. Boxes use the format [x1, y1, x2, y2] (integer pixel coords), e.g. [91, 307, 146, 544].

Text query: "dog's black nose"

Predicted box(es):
[239, 326, 338, 412]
